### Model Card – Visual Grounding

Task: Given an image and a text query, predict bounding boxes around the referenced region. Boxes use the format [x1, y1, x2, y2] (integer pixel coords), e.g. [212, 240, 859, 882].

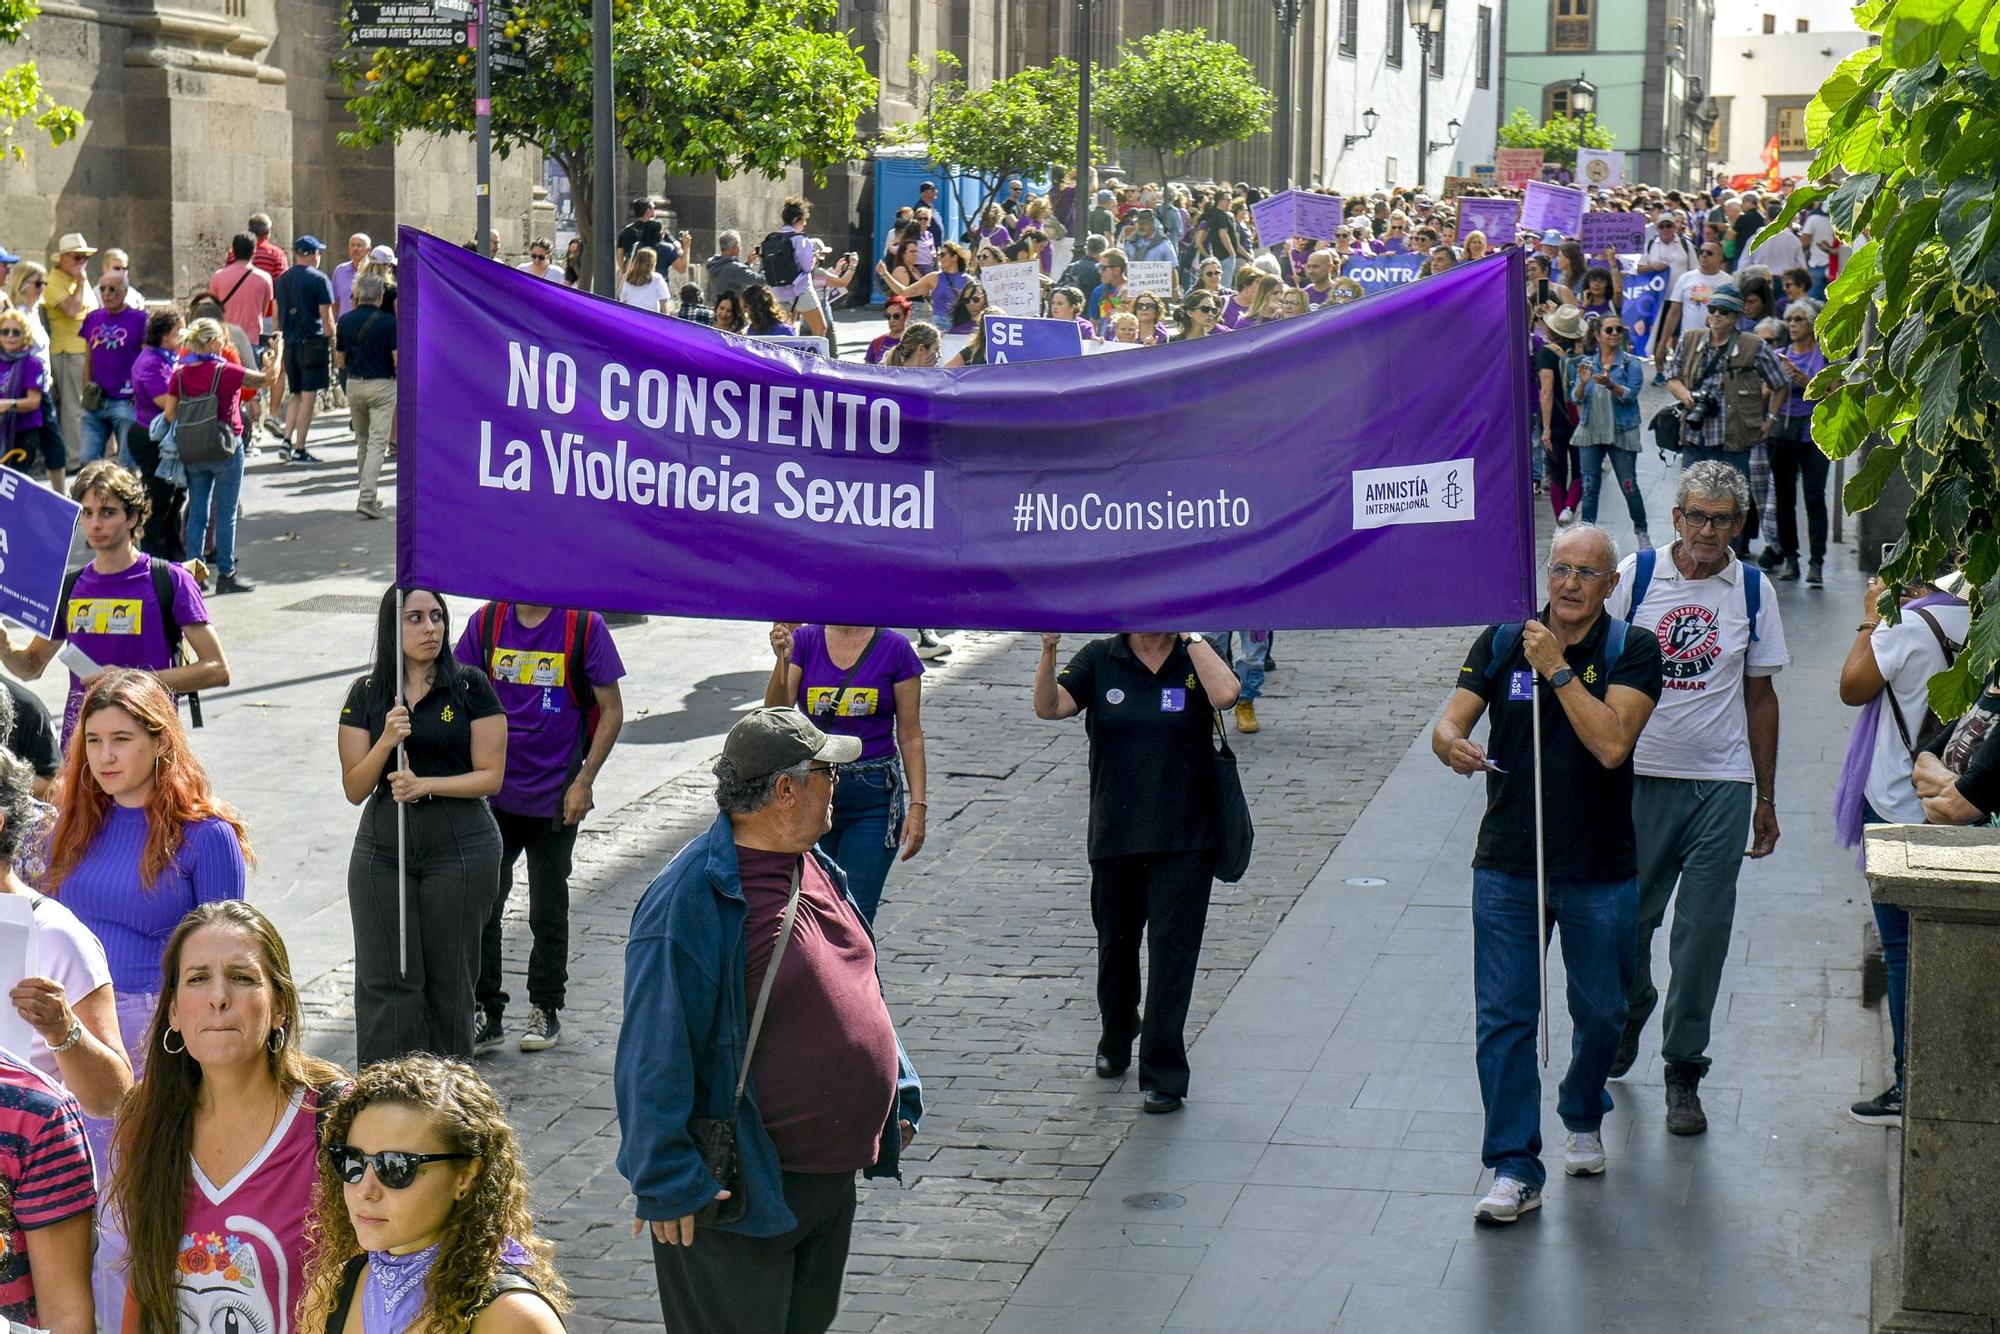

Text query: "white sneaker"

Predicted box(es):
[1472, 1175, 1542, 1223]
[915, 631, 953, 660]
[1563, 1131, 1607, 1176]
[1556, 507, 1575, 526]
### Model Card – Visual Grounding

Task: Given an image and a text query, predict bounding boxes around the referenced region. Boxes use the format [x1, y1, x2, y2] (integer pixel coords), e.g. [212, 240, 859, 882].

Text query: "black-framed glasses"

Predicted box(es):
[1679, 507, 1741, 530]
[98, 285, 118, 293]
[531, 251, 550, 261]
[1600, 325, 1625, 335]
[806, 762, 841, 784]
[1548, 563, 1611, 583]
[326, 1145, 475, 1189]
[0, 329, 25, 338]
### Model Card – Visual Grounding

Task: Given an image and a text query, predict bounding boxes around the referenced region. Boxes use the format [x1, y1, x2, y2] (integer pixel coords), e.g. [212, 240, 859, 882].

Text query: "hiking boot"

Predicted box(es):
[1473, 1176, 1542, 1224]
[1850, 1084, 1903, 1127]
[1807, 561, 1824, 587]
[1234, 701, 1261, 734]
[1563, 1131, 1607, 1176]
[1664, 1064, 1708, 1136]
[520, 1007, 561, 1052]
[473, 1010, 505, 1056]
[1609, 995, 1654, 1079]
[1777, 557, 1801, 581]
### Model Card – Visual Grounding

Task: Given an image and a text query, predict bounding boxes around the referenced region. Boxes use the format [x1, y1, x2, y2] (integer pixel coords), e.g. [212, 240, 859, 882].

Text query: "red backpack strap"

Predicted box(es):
[563, 609, 595, 713]
[476, 601, 507, 677]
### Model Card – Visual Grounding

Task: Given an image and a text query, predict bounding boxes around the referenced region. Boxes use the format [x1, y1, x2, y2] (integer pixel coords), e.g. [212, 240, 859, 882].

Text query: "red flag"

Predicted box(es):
[1761, 133, 1782, 189]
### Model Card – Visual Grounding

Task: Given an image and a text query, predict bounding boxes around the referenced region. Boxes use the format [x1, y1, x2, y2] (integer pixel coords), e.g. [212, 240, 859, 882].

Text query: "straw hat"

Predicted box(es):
[52, 232, 96, 257]
[1542, 304, 1587, 340]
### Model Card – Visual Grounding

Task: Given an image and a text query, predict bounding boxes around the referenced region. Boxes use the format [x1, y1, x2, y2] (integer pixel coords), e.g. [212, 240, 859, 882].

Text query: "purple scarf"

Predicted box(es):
[1833, 592, 1963, 858]
[363, 1238, 533, 1332]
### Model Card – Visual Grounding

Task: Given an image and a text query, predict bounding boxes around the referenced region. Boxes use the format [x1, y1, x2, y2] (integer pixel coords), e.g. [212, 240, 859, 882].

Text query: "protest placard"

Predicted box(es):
[1456, 197, 1521, 246]
[0, 897, 34, 1062]
[979, 260, 1042, 317]
[1577, 147, 1623, 188]
[1249, 189, 1346, 243]
[1579, 211, 1646, 256]
[984, 315, 1084, 363]
[1520, 181, 1587, 238]
[1124, 261, 1178, 297]
[0, 470, 79, 638]
[1441, 176, 1483, 200]
[1344, 252, 1425, 295]
[1495, 149, 1544, 189]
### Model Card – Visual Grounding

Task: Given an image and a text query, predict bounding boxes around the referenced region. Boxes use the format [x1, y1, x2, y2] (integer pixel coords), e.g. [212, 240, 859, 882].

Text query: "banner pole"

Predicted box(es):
[395, 588, 409, 980]
[1531, 679, 1549, 1068]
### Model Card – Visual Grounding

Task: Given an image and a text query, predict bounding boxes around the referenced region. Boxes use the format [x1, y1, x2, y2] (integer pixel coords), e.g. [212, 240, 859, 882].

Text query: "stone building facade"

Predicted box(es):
[1, 0, 1324, 292]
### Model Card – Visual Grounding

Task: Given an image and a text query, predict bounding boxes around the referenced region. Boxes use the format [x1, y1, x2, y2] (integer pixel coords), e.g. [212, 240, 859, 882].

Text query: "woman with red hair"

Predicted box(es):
[43, 667, 250, 1325]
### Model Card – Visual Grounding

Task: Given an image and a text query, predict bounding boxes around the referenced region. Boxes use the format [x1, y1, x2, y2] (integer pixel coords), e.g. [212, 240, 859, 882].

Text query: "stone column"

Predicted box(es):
[1865, 824, 2000, 1334]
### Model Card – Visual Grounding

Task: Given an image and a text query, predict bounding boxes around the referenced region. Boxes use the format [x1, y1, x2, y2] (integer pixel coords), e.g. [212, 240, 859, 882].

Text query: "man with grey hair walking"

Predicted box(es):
[617, 707, 921, 1334]
[704, 230, 762, 303]
[1605, 461, 1787, 1135]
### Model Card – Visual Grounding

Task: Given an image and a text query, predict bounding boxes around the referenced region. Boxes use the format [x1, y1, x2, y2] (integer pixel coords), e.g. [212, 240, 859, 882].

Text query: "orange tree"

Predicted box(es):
[336, 0, 876, 275]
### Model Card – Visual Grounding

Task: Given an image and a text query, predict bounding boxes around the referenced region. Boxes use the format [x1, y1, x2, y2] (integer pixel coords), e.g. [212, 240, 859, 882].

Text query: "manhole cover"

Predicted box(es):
[282, 594, 384, 615]
[1344, 876, 1388, 886]
[1121, 1192, 1186, 1210]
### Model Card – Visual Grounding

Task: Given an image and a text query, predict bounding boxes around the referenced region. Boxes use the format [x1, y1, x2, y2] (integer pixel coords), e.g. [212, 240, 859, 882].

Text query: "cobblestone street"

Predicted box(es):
[296, 617, 1465, 1329]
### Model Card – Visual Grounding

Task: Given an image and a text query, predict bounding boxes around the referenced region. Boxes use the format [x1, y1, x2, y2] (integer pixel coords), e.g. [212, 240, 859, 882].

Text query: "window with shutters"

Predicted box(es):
[1543, 84, 1572, 120]
[1477, 7, 1493, 87]
[1774, 101, 1810, 152]
[1550, 0, 1593, 52]
[1387, 0, 1404, 66]
[1340, 0, 1359, 55]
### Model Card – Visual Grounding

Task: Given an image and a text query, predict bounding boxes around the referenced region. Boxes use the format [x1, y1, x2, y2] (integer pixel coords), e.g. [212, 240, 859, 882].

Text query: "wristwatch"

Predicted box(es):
[1549, 666, 1577, 689]
[49, 1016, 83, 1055]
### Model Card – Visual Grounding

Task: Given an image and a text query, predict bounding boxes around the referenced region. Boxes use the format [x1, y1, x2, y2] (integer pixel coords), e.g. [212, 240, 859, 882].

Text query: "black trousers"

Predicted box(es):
[348, 794, 502, 1066]
[1091, 850, 1215, 1097]
[124, 419, 186, 561]
[477, 806, 580, 1017]
[652, 1171, 857, 1334]
[1769, 434, 1830, 561]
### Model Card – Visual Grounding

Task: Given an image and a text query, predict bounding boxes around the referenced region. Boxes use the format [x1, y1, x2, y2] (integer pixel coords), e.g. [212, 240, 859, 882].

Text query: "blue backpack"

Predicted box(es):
[1482, 618, 1629, 690]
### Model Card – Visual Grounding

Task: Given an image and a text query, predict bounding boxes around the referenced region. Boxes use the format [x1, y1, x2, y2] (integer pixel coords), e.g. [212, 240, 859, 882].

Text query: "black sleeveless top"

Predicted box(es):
[324, 1256, 562, 1331]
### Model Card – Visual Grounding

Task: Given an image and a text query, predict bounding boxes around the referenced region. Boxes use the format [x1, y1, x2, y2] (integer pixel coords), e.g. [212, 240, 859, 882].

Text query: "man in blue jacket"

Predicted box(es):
[617, 707, 922, 1334]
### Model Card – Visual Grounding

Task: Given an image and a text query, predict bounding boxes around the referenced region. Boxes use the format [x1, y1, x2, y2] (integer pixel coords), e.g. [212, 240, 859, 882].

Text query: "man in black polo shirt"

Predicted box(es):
[335, 270, 398, 521]
[1431, 524, 1663, 1224]
[1035, 629, 1241, 1114]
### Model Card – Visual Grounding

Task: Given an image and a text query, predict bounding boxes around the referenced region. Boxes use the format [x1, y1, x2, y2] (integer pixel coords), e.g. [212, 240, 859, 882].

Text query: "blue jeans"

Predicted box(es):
[1861, 800, 1907, 1088]
[1473, 868, 1639, 1190]
[1578, 445, 1647, 530]
[82, 396, 136, 465]
[1203, 631, 1267, 704]
[183, 445, 246, 576]
[820, 760, 901, 925]
[1809, 268, 1829, 300]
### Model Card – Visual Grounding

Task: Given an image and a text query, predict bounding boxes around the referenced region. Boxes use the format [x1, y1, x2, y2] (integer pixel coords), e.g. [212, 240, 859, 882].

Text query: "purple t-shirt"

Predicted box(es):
[58, 557, 209, 739]
[131, 346, 178, 427]
[81, 307, 149, 399]
[1782, 343, 1828, 416]
[0, 353, 46, 430]
[789, 625, 923, 762]
[454, 605, 626, 817]
[52, 805, 245, 992]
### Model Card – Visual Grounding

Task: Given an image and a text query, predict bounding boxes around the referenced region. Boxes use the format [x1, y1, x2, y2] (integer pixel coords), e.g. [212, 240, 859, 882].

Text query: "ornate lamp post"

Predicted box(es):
[1272, 0, 1302, 187]
[1407, 0, 1447, 188]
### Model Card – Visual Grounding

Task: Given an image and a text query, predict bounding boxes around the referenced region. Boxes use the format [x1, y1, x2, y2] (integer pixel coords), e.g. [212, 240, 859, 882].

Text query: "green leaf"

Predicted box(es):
[1844, 441, 1906, 511]
[1827, 172, 1885, 235]
[1815, 384, 1872, 458]
[1888, 0, 1964, 67]
[1932, 601, 2000, 718]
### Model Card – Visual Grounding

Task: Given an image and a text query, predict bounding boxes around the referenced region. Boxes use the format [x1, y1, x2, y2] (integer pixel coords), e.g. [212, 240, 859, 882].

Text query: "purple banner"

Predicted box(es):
[1579, 211, 1646, 255]
[395, 230, 1535, 631]
[1457, 198, 1521, 246]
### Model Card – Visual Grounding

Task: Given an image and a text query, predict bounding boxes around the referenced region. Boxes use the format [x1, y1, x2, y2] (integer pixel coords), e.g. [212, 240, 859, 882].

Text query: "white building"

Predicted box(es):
[1707, 22, 1875, 178]
[1319, 1, 1503, 193]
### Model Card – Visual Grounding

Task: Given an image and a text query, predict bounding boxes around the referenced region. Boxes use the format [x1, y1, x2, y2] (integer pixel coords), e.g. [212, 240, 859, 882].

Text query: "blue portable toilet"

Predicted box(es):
[870, 146, 961, 307]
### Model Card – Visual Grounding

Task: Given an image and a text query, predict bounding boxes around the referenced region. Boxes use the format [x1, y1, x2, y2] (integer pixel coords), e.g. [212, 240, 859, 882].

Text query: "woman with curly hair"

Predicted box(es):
[112, 900, 345, 1334]
[300, 1055, 568, 1332]
[741, 283, 796, 338]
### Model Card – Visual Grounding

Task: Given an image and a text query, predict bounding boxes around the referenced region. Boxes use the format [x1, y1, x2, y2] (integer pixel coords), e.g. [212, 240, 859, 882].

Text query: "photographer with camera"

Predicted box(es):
[764, 623, 928, 926]
[1666, 283, 1790, 554]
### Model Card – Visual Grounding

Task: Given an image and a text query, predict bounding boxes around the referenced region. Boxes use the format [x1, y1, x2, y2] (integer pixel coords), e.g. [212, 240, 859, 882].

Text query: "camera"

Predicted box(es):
[1677, 383, 1722, 428]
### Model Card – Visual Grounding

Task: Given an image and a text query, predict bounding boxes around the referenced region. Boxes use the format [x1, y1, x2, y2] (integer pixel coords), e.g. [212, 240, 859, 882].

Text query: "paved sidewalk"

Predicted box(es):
[987, 443, 1897, 1332]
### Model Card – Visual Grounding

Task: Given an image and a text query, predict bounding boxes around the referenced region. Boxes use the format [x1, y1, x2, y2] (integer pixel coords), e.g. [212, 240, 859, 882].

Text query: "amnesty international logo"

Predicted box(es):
[1583, 662, 1599, 685]
[1441, 470, 1465, 510]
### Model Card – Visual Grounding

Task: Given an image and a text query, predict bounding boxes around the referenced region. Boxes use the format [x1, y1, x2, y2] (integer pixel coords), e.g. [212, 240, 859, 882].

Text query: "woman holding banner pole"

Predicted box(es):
[339, 587, 506, 1064]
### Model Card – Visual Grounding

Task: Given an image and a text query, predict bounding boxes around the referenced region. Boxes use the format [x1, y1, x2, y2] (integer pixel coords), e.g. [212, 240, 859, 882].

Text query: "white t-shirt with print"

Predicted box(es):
[1607, 544, 1789, 782]
[1669, 268, 1720, 327]
[1865, 602, 1971, 821]
[1643, 236, 1692, 289]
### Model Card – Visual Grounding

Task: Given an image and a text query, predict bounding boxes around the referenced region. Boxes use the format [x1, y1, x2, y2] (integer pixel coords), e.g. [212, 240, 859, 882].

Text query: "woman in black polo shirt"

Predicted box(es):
[338, 587, 506, 1064]
[1034, 630, 1241, 1114]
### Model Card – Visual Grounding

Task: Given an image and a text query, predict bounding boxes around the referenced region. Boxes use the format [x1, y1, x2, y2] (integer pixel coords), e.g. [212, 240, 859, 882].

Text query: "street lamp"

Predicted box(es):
[1428, 117, 1460, 156]
[1406, 0, 1446, 188]
[1568, 71, 1597, 118]
[1271, 0, 1303, 188]
[1343, 106, 1380, 150]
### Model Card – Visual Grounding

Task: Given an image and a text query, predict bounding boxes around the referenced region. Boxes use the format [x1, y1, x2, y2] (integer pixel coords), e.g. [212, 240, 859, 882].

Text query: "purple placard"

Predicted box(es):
[1520, 181, 1588, 238]
[1579, 211, 1646, 255]
[395, 229, 1535, 632]
[1249, 189, 1346, 244]
[1456, 197, 1521, 246]
[1249, 192, 1294, 245]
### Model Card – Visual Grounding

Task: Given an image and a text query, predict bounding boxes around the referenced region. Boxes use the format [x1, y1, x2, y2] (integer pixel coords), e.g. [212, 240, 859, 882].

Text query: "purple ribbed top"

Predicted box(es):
[53, 805, 246, 993]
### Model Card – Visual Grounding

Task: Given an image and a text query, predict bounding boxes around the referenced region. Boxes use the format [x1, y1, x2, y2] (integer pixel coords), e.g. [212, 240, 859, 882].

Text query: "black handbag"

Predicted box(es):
[1210, 717, 1253, 883]
[1649, 402, 1683, 455]
[688, 860, 804, 1227]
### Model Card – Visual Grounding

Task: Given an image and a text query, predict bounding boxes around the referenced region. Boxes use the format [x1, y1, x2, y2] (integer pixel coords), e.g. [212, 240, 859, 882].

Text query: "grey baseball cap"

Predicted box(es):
[718, 707, 860, 781]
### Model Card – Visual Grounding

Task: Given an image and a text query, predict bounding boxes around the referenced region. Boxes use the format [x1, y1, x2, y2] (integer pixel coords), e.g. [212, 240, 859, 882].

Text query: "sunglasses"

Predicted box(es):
[0, 328, 25, 338]
[326, 1145, 475, 1190]
[531, 252, 550, 261]
[1600, 325, 1624, 334]
[98, 285, 119, 293]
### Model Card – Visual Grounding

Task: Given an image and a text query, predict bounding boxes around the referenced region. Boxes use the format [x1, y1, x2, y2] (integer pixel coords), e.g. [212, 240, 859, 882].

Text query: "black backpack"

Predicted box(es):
[760, 231, 803, 288]
[171, 362, 236, 466]
[53, 557, 204, 727]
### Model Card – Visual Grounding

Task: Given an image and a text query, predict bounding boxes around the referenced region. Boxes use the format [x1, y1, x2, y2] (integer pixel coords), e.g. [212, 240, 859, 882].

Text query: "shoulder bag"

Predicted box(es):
[1210, 717, 1253, 883]
[688, 859, 804, 1227]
